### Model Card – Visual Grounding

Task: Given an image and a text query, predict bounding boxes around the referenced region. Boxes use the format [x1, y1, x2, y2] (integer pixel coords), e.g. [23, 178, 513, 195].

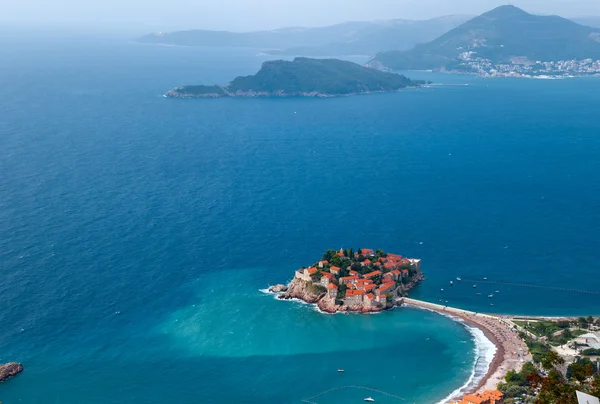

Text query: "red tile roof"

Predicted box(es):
[330, 266, 340, 272]
[340, 276, 359, 282]
[327, 283, 338, 290]
[378, 282, 395, 294]
[365, 293, 375, 300]
[364, 270, 382, 279]
[307, 267, 318, 274]
[346, 289, 366, 297]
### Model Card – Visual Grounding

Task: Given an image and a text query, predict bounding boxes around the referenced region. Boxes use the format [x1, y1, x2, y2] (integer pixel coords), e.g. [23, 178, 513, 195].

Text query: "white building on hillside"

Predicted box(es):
[574, 332, 600, 350]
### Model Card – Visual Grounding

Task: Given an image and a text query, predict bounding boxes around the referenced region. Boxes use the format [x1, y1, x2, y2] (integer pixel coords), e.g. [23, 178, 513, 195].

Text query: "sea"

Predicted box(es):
[1, 30, 600, 404]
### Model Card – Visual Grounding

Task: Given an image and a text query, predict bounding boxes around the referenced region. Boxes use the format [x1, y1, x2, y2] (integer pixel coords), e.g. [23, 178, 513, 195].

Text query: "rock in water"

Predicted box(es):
[0, 362, 23, 381]
[268, 284, 288, 293]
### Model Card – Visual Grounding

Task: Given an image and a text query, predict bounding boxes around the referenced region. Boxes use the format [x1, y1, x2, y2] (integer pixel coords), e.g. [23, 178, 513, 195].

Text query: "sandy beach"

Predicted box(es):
[402, 298, 532, 397]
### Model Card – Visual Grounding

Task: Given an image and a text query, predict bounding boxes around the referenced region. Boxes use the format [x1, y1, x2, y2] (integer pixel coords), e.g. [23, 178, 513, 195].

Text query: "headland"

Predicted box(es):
[268, 248, 423, 313]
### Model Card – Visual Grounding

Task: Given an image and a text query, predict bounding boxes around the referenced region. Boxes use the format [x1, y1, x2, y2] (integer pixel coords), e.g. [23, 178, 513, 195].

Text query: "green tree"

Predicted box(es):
[498, 382, 529, 398]
[323, 250, 337, 261]
[567, 357, 595, 383]
[541, 350, 564, 371]
[589, 374, 600, 398]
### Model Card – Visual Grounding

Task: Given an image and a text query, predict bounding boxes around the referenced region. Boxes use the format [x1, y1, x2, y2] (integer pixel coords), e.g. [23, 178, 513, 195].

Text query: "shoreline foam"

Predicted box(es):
[416, 309, 497, 404]
[403, 298, 531, 402]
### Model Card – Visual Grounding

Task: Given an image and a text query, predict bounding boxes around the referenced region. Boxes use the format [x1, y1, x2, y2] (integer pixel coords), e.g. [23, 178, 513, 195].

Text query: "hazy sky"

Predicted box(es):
[3, 0, 600, 32]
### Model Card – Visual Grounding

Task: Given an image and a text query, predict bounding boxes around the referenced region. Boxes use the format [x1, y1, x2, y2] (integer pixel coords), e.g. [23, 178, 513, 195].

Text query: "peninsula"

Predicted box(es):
[165, 58, 426, 98]
[268, 248, 423, 313]
[368, 5, 600, 78]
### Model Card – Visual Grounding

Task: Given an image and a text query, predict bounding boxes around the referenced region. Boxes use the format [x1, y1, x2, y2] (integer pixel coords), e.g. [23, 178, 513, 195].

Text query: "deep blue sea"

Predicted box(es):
[1, 32, 600, 403]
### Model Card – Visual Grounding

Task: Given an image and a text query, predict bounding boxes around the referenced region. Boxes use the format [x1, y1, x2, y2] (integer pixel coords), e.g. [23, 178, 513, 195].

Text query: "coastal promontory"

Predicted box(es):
[269, 248, 423, 313]
[165, 57, 426, 98]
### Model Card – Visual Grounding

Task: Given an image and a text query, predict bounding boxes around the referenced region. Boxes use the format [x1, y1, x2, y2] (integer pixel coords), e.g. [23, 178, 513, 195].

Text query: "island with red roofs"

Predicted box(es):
[268, 248, 423, 313]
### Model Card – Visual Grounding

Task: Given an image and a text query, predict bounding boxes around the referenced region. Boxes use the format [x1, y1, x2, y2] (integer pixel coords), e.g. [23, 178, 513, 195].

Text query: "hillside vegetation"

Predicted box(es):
[166, 57, 425, 98]
[369, 5, 600, 70]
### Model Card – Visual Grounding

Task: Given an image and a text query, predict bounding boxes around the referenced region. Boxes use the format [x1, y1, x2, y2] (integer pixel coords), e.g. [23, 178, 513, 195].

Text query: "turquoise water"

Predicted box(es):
[1, 33, 600, 403]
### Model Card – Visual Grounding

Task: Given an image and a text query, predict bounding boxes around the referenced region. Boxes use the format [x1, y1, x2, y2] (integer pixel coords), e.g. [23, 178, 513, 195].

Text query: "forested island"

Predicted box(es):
[165, 58, 426, 98]
[268, 248, 423, 313]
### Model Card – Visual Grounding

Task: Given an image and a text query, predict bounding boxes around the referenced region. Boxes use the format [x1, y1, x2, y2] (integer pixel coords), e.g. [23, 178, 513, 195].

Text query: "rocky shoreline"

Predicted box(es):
[269, 273, 424, 314]
[165, 88, 404, 99]
[0, 362, 23, 382]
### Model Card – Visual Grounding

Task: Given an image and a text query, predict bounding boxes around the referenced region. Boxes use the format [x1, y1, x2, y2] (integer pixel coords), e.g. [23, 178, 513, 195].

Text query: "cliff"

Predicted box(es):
[0, 362, 23, 382]
[279, 278, 324, 304]
[275, 278, 387, 313]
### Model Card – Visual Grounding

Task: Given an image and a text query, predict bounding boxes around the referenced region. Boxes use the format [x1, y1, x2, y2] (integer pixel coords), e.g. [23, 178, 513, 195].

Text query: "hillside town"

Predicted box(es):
[269, 248, 422, 313]
[455, 52, 600, 78]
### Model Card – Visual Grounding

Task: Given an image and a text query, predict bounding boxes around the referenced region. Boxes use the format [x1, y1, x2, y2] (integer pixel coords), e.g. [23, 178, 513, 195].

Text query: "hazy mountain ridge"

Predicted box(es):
[137, 15, 472, 55]
[368, 6, 600, 71]
[572, 17, 600, 29]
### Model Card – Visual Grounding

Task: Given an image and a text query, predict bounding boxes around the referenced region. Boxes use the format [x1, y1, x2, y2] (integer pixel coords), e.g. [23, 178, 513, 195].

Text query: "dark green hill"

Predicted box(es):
[165, 58, 425, 98]
[368, 5, 600, 70]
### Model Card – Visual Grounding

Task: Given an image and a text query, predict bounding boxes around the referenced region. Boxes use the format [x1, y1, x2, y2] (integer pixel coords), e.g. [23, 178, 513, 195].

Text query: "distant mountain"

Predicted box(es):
[137, 15, 472, 56]
[165, 57, 425, 98]
[368, 6, 600, 71]
[572, 17, 600, 29]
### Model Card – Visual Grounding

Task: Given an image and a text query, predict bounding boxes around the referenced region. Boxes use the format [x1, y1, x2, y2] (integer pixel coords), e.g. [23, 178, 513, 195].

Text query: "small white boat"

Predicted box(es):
[495, 290, 500, 293]
[484, 277, 488, 280]
[456, 277, 462, 281]
[450, 281, 453, 285]
[337, 369, 344, 373]
[473, 285, 477, 288]
[364, 398, 375, 402]
[476, 293, 482, 296]
[488, 294, 494, 298]
[441, 288, 444, 292]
